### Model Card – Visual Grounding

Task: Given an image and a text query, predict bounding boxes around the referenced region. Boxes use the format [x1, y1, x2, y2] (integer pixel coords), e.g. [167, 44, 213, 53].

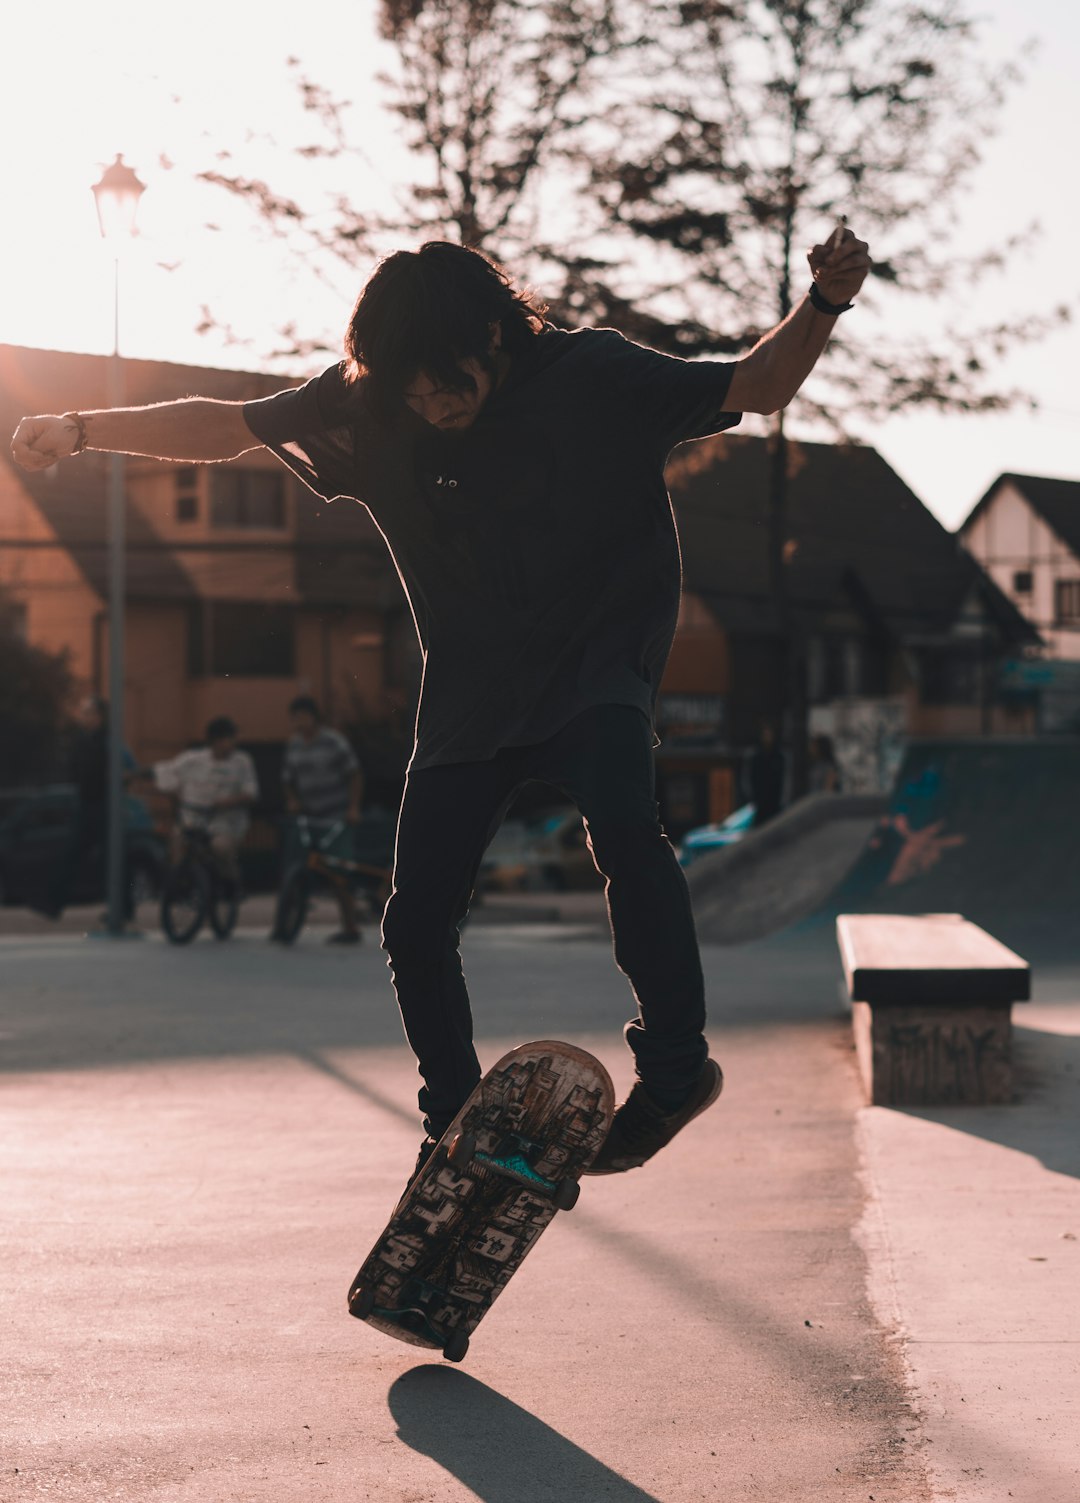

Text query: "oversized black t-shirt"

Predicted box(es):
[243, 326, 740, 770]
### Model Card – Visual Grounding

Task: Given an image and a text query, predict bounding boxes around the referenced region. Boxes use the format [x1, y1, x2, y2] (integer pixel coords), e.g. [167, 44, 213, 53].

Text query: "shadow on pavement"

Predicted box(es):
[0, 924, 850, 1079]
[294, 1045, 421, 1131]
[388, 1365, 662, 1502]
[894, 1024, 1080, 1182]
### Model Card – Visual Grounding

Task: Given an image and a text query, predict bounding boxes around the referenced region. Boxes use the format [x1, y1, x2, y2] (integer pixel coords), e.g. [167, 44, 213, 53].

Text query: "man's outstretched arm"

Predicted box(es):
[724, 225, 872, 415]
[10, 398, 261, 472]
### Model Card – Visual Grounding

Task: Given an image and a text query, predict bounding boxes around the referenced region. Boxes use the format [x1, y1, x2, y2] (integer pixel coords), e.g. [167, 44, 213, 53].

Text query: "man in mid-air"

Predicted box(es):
[12, 229, 871, 1184]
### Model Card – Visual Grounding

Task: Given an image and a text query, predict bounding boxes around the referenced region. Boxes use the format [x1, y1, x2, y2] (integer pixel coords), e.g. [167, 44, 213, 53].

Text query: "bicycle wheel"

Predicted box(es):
[273, 865, 310, 945]
[161, 860, 211, 944]
[209, 877, 240, 940]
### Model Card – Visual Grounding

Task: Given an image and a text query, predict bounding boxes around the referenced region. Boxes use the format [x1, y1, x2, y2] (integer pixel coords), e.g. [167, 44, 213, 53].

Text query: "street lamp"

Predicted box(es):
[91, 154, 145, 936]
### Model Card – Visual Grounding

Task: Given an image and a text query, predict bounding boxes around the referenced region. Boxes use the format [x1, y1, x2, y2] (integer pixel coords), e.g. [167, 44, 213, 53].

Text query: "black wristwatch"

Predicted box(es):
[808, 282, 854, 316]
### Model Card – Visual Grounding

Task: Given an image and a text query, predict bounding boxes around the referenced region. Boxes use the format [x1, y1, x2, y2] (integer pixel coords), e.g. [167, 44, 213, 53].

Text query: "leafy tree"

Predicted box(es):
[566, 0, 1068, 789]
[0, 594, 73, 787]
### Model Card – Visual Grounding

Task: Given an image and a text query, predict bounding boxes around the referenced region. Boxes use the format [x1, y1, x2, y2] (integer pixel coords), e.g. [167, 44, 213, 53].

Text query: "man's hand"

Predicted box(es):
[807, 223, 872, 307]
[726, 222, 873, 414]
[11, 414, 82, 471]
[14, 399, 259, 466]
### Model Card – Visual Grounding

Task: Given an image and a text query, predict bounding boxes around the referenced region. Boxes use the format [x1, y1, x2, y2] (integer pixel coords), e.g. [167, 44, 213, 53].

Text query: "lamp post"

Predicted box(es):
[91, 154, 145, 936]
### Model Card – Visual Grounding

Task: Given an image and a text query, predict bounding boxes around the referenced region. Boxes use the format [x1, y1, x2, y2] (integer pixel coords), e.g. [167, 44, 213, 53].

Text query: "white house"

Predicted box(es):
[960, 473, 1080, 660]
[959, 473, 1080, 731]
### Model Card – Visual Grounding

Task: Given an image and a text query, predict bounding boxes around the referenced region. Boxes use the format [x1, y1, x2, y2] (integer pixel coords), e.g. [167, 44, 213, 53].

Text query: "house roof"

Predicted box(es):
[958, 472, 1080, 559]
[2, 344, 1038, 644]
[0, 344, 388, 607]
[669, 434, 1038, 646]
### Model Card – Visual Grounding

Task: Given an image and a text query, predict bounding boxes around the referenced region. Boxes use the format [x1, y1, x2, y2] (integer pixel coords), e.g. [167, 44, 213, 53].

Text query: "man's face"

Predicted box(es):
[210, 735, 236, 760]
[402, 355, 495, 432]
[291, 711, 317, 739]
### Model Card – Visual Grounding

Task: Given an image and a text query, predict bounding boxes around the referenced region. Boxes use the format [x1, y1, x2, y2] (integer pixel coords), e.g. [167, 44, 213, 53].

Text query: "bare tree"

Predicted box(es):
[566, 0, 1069, 789]
[192, 0, 1067, 787]
[197, 0, 620, 360]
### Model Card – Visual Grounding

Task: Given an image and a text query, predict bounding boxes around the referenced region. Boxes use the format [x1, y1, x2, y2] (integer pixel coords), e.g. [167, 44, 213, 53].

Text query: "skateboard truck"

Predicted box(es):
[450, 1131, 581, 1210]
[349, 1276, 471, 1362]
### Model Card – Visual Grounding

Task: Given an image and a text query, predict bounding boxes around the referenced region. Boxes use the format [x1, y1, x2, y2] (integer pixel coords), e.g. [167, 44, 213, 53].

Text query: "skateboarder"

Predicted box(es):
[11, 231, 871, 1181]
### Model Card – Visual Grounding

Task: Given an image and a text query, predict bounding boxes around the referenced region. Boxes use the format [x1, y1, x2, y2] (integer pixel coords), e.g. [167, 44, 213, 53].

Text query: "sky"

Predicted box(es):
[1, 0, 1076, 532]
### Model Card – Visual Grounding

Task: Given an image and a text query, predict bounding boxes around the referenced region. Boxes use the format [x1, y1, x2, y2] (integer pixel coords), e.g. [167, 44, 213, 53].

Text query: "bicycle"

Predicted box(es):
[160, 812, 242, 945]
[273, 815, 392, 946]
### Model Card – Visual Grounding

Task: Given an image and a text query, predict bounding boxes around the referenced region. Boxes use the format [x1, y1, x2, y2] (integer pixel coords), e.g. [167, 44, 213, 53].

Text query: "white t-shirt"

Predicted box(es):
[154, 748, 259, 840]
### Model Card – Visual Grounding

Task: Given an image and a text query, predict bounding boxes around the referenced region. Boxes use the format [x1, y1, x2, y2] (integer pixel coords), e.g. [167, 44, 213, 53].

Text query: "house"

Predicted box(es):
[0, 343, 411, 804]
[657, 434, 1040, 830]
[958, 473, 1080, 731]
[2, 343, 1039, 838]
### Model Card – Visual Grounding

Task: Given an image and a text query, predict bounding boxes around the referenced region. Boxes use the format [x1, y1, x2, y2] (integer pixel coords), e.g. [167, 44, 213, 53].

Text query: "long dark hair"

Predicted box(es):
[343, 242, 547, 411]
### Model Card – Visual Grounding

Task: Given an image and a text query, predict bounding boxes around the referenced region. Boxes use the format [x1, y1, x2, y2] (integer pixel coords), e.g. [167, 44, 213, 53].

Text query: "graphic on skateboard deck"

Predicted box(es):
[347, 1040, 615, 1362]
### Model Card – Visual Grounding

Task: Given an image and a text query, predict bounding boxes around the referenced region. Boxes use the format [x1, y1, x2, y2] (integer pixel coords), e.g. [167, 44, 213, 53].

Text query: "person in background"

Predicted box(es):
[807, 734, 841, 794]
[43, 695, 134, 923]
[152, 716, 258, 891]
[747, 722, 786, 827]
[279, 695, 364, 945]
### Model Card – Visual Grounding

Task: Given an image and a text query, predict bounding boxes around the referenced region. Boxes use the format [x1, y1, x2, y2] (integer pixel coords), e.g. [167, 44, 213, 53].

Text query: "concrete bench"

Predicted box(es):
[836, 913, 1030, 1106]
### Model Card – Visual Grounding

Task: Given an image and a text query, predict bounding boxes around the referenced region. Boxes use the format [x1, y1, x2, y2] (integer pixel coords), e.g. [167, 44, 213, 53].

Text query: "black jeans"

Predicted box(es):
[380, 704, 709, 1138]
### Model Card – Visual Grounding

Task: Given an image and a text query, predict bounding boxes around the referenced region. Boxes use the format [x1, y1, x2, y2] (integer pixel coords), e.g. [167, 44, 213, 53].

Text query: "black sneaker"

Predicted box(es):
[401, 1136, 438, 1198]
[585, 1059, 724, 1175]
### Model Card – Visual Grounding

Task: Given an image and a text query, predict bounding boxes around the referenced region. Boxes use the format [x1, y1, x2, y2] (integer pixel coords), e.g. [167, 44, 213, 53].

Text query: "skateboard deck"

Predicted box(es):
[347, 1040, 615, 1362]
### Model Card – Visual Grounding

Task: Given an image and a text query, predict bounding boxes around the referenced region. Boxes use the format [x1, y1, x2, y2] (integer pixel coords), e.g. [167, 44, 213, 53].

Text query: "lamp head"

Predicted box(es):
[91, 154, 146, 241]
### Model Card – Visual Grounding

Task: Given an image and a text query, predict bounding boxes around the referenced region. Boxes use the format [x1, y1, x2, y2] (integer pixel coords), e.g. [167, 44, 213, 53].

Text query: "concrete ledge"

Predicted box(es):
[852, 999, 1015, 1105]
[838, 913, 1030, 1106]
[837, 912, 1031, 1007]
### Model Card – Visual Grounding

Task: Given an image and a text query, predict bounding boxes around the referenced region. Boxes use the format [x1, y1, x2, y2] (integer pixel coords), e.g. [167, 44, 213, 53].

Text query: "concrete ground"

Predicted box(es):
[856, 956, 1080, 1502]
[1, 900, 1077, 1501]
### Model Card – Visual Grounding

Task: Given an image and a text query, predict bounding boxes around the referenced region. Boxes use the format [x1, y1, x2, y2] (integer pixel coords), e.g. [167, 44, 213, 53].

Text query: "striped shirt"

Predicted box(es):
[282, 727, 359, 819]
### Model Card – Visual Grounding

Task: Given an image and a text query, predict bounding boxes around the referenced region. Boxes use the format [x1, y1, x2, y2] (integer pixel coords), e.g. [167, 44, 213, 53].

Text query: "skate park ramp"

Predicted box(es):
[688, 738, 1080, 961]
[685, 793, 887, 946]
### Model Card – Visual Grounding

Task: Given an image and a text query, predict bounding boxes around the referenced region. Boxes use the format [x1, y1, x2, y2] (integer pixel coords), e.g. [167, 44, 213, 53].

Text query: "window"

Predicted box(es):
[1012, 570, 1033, 595]
[187, 602, 295, 678]
[807, 635, 888, 704]
[1054, 580, 1080, 625]
[918, 648, 984, 705]
[175, 466, 199, 523]
[1, 599, 28, 639]
[210, 469, 286, 529]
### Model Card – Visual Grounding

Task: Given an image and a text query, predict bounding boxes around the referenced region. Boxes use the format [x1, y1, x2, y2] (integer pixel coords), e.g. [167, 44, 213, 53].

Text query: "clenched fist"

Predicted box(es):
[807, 224, 872, 308]
[11, 414, 84, 471]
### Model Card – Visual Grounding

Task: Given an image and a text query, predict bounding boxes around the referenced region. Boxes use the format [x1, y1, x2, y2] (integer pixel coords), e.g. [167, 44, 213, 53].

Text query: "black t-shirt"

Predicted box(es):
[243, 326, 740, 770]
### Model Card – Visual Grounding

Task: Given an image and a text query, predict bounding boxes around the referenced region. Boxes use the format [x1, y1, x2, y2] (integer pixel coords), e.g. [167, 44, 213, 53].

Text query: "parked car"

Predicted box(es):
[677, 803, 756, 868]
[0, 785, 166, 910]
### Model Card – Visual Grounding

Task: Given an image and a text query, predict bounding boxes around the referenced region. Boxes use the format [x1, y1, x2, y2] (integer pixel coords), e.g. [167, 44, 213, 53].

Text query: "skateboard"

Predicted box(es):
[347, 1040, 615, 1362]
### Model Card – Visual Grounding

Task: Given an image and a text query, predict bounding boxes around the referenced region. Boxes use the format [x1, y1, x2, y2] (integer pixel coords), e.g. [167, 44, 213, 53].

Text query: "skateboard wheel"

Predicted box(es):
[443, 1328, 470, 1363]
[348, 1282, 376, 1320]
[553, 1177, 580, 1211]
[447, 1132, 476, 1170]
